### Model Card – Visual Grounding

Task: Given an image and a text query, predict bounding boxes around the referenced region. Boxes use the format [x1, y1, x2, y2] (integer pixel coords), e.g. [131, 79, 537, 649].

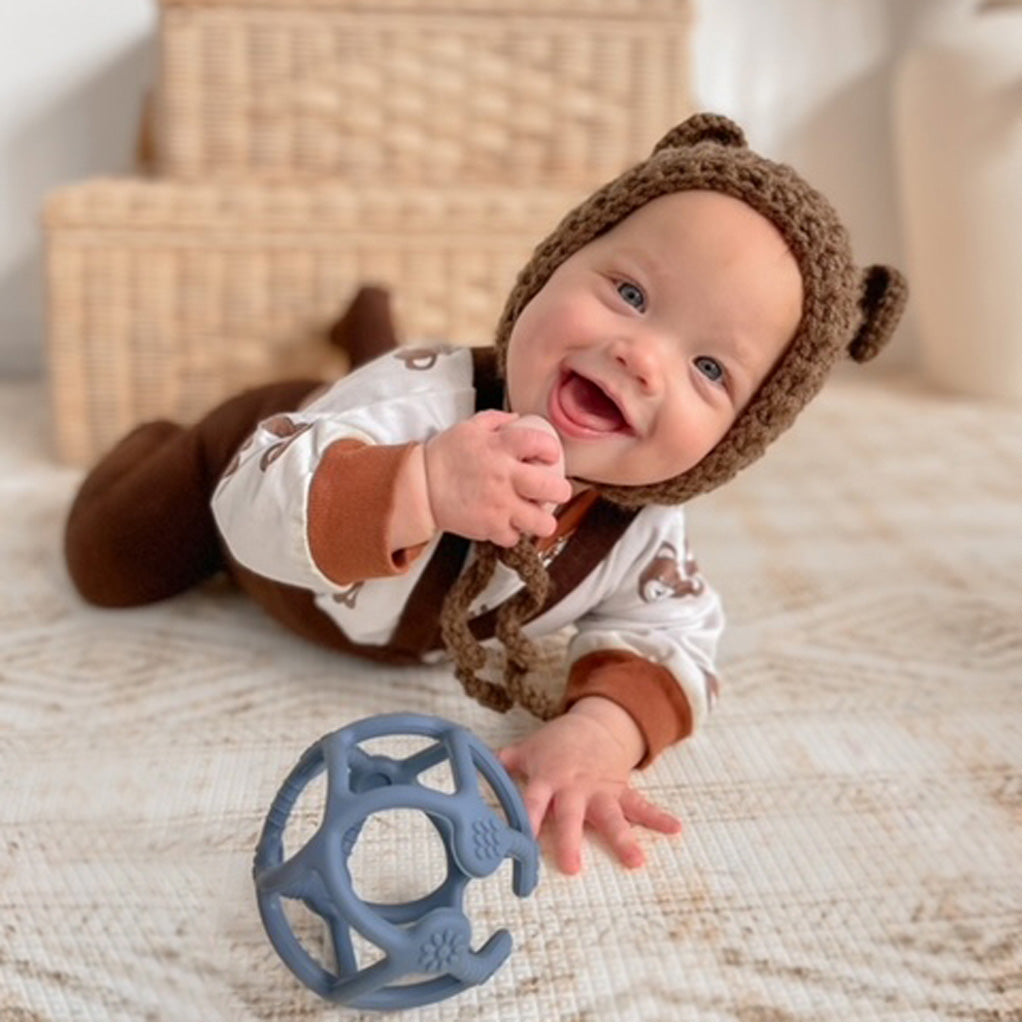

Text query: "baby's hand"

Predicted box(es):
[423, 411, 571, 547]
[499, 698, 682, 874]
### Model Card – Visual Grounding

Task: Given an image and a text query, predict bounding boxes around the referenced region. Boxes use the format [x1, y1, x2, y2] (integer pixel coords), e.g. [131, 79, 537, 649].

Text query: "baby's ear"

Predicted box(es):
[847, 265, 909, 363]
[653, 113, 747, 154]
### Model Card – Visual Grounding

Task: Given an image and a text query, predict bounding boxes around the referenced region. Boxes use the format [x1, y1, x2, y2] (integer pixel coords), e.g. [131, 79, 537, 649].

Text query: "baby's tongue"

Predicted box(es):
[562, 373, 625, 432]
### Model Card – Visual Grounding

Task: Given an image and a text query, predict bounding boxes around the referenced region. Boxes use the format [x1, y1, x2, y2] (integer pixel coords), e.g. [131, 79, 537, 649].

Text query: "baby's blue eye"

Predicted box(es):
[695, 356, 725, 383]
[617, 281, 646, 311]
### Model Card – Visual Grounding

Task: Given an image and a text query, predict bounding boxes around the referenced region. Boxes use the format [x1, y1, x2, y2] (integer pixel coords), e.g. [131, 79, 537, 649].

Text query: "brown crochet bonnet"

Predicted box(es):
[441, 112, 908, 715]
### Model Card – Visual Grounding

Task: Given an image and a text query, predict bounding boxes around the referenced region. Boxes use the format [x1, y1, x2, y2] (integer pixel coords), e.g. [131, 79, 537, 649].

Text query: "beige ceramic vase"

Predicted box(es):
[894, 0, 1022, 401]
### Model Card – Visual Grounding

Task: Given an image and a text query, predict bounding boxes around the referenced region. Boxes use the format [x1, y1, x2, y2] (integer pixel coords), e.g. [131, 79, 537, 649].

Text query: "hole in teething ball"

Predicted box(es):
[344, 926, 388, 975]
[281, 895, 334, 972]
[416, 759, 456, 795]
[359, 734, 436, 761]
[286, 899, 388, 979]
[347, 809, 449, 907]
[358, 734, 457, 793]
[281, 766, 327, 862]
[464, 856, 516, 950]
[474, 769, 506, 823]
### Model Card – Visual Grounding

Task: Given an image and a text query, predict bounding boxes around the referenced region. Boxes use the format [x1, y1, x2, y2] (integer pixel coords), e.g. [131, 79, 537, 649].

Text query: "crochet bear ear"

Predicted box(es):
[653, 112, 747, 154]
[847, 265, 909, 363]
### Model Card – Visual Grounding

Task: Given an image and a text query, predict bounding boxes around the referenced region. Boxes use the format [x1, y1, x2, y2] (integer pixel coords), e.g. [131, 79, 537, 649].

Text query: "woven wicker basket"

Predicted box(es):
[45, 177, 582, 465]
[155, 0, 693, 183]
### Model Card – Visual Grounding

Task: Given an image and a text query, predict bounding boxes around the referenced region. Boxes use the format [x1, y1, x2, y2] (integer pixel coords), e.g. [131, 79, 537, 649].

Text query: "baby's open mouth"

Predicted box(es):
[550, 371, 633, 437]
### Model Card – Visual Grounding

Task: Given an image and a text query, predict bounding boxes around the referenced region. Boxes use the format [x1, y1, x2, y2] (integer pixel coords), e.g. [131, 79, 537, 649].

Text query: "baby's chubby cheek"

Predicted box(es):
[502, 414, 568, 512]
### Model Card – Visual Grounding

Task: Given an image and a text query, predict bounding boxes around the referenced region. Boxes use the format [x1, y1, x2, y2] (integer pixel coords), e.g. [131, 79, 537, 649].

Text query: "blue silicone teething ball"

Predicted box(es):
[253, 713, 539, 1010]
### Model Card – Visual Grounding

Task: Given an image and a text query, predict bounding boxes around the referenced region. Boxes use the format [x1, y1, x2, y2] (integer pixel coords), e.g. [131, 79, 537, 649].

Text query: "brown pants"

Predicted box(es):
[63, 379, 427, 661]
[64, 288, 404, 606]
[64, 378, 319, 597]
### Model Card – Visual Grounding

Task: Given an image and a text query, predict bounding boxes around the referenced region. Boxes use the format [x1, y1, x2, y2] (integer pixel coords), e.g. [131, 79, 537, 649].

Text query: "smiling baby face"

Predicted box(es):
[503, 191, 804, 490]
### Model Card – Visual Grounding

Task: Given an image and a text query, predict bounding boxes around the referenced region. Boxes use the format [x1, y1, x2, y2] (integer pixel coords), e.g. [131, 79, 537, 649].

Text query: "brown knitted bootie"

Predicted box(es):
[328, 284, 401, 370]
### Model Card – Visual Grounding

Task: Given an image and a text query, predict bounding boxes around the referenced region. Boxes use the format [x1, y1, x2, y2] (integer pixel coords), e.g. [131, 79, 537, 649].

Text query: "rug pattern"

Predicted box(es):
[0, 375, 1019, 1021]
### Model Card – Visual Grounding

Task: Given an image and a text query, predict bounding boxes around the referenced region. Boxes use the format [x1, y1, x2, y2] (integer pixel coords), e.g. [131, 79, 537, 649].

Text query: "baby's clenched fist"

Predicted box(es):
[423, 411, 571, 547]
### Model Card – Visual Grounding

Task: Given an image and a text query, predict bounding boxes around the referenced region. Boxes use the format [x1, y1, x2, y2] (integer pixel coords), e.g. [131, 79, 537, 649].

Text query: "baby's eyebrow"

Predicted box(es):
[716, 332, 756, 366]
[611, 244, 657, 279]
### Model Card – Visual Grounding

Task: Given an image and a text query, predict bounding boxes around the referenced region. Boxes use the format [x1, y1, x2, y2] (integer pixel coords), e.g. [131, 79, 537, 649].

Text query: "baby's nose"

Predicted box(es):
[610, 336, 660, 393]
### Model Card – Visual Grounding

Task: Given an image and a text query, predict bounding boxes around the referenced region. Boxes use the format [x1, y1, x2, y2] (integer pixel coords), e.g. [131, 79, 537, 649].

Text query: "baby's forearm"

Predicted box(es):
[386, 444, 437, 554]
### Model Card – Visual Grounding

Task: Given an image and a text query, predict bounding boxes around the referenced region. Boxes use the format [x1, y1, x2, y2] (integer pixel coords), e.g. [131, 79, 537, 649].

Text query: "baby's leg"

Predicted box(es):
[64, 379, 321, 607]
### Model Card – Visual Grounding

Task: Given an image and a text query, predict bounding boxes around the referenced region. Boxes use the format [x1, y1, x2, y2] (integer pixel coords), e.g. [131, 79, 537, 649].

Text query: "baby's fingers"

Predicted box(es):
[520, 782, 555, 843]
[621, 789, 683, 835]
[500, 751, 552, 841]
[509, 501, 558, 541]
[500, 421, 563, 467]
[552, 793, 587, 875]
[472, 409, 520, 432]
[514, 462, 573, 509]
[587, 792, 645, 869]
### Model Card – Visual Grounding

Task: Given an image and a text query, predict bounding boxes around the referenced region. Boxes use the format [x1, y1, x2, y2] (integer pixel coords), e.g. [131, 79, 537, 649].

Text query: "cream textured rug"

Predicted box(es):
[1, 373, 1020, 1022]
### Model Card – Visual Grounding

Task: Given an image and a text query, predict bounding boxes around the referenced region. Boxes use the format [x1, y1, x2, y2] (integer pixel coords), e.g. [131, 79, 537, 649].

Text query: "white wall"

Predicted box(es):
[0, 0, 157, 377]
[692, 0, 906, 303]
[0, 0, 919, 377]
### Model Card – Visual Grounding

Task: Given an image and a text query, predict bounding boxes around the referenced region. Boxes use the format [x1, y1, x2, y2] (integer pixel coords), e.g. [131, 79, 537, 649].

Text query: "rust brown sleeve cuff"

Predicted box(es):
[564, 649, 694, 768]
[307, 438, 428, 584]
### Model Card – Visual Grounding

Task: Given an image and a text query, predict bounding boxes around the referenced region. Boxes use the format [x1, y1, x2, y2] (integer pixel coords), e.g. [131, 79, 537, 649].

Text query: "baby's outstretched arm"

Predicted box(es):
[499, 697, 682, 874]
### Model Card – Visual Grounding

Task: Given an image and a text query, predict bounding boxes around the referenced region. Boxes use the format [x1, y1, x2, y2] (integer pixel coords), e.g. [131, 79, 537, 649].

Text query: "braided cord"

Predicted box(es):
[440, 536, 561, 720]
[494, 540, 561, 720]
[439, 542, 512, 713]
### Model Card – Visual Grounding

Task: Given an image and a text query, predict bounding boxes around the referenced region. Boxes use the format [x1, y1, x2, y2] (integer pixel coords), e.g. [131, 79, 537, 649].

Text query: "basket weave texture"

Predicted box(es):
[45, 178, 583, 465]
[156, 0, 692, 182]
[46, 0, 693, 465]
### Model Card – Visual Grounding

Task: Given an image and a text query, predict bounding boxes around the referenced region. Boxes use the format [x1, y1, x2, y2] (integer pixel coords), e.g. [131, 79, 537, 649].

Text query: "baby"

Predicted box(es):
[64, 113, 907, 875]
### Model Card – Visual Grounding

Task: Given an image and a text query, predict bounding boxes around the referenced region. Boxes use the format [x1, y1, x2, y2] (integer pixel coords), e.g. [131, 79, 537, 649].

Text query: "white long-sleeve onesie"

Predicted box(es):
[212, 345, 725, 759]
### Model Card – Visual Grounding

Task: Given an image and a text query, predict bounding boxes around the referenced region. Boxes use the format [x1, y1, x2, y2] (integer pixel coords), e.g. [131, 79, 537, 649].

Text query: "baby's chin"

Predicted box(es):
[564, 456, 696, 491]
[564, 466, 659, 492]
